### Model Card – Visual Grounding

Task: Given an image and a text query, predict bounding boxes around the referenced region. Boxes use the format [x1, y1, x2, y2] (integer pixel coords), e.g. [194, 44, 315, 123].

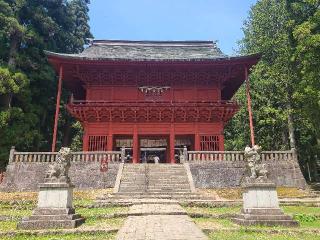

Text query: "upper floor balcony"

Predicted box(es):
[67, 99, 239, 123]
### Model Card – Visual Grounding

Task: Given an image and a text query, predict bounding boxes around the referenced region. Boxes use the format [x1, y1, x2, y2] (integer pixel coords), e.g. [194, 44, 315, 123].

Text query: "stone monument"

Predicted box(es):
[232, 145, 298, 226]
[18, 148, 85, 229]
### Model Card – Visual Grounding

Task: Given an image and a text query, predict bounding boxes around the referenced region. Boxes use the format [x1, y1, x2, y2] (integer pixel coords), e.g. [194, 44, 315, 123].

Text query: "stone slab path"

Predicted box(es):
[116, 203, 208, 240]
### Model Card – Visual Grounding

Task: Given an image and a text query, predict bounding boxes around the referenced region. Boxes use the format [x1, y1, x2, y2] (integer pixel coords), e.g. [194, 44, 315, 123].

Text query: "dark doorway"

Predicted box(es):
[139, 137, 168, 163]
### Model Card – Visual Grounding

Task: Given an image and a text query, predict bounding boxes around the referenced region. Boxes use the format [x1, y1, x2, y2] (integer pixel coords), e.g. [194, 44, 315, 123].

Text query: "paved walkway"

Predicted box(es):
[116, 203, 208, 240]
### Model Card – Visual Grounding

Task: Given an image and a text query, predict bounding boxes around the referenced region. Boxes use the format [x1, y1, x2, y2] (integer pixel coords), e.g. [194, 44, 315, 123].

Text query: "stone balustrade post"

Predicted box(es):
[121, 146, 126, 163]
[9, 146, 15, 163]
[291, 148, 298, 162]
[183, 146, 188, 162]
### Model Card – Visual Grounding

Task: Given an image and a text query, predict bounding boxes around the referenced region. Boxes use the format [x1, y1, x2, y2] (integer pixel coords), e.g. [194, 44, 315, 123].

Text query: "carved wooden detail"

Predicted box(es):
[67, 101, 239, 123]
[68, 67, 234, 86]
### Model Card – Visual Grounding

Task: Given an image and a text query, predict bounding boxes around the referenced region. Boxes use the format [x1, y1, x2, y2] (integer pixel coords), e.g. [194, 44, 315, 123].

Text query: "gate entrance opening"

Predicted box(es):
[140, 137, 168, 163]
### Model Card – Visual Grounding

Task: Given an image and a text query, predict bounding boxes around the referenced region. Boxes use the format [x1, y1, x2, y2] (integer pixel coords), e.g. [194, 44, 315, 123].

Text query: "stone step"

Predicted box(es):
[232, 218, 298, 227]
[33, 208, 75, 215]
[118, 163, 193, 196]
[18, 218, 85, 230]
[115, 191, 197, 194]
[237, 214, 293, 221]
[147, 183, 190, 185]
[100, 193, 199, 198]
[28, 214, 82, 221]
[241, 208, 284, 215]
[102, 196, 203, 200]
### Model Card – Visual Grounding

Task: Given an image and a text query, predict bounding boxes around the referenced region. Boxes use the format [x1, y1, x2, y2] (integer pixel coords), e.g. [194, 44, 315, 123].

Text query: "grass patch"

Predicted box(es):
[0, 232, 116, 240]
[84, 217, 125, 228]
[208, 230, 320, 240]
[184, 206, 240, 215]
[214, 188, 243, 200]
[212, 187, 310, 200]
[0, 209, 32, 217]
[283, 206, 320, 215]
[277, 187, 310, 198]
[73, 199, 94, 207]
[0, 221, 17, 231]
[77, 207, 128, 218]
[0, 192, 38, 202]
[194, 218, 236, 229]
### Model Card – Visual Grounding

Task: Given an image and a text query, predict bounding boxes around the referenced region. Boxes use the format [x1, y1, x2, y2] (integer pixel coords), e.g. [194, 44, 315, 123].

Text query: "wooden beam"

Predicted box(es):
[245, 67, 255, 146]
[51, 65, 63, 152]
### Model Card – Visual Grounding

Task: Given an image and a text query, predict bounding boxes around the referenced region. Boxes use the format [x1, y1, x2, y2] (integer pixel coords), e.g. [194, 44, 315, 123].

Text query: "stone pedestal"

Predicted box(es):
[18, 183, 84, 229]
[232, 182, 298, 227]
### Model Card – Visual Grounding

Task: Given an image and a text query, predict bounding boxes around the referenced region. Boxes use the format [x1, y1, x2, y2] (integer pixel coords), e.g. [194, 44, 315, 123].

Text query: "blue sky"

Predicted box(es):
[89, 0, 257, 55]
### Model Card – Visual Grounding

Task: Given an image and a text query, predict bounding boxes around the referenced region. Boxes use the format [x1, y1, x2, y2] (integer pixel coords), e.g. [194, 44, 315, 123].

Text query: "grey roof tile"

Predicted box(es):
[46, 40, 228, 61]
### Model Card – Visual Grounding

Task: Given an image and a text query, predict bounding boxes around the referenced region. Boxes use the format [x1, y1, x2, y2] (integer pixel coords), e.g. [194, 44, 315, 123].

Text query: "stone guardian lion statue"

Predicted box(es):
[45, 147, 72, 183]
[244, 145, 268, 182]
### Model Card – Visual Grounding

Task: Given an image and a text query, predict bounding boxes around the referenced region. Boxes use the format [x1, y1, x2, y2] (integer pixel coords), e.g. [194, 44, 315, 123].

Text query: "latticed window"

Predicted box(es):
[200, 135, 220, 151]
[88, 136, 107, 151]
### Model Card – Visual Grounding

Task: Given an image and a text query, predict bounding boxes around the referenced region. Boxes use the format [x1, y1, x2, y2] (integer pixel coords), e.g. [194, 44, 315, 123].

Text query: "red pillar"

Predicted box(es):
[245, 67, 255, 147]
[51, 65, 63, 152]
[195, 134, 201, 151]
[170, 125, 175, 164]
[219, 134, 225, 151]
[132, 125, 139, 163]
[83, 131, 89, 151]
[107, 134, 113, 151]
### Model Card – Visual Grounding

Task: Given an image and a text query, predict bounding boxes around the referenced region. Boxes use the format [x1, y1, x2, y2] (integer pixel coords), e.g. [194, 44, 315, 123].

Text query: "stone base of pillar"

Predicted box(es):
[232, 182, 298, 227]
[18, 183, 84, 229]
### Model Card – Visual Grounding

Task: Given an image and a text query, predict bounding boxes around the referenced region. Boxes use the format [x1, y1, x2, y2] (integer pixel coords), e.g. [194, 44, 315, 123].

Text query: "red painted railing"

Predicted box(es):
[67, 100, 240, 123]
[69, 99, 239, 107]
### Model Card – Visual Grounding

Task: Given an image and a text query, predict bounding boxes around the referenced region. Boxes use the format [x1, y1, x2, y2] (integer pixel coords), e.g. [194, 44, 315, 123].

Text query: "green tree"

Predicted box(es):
[287, 0, 320, 179]
[226, 0, 297, 151]
[0, 0, 91, 169]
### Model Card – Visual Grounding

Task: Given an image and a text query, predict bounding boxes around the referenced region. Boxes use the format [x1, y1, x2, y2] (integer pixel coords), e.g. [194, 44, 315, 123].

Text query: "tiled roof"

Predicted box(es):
[45, 40, 228, 61]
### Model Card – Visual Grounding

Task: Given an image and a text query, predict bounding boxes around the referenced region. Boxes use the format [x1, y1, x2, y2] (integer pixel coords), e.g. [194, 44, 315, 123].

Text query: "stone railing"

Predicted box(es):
[9, 146, 126, 163]
[0, 171, 4, 184]
[184, 148, 298, 162]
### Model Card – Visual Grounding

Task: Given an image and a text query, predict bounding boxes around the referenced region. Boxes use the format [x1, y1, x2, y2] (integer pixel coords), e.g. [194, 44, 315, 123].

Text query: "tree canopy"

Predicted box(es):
[0, 0, 91, 169]
[225, 0, 320, 180]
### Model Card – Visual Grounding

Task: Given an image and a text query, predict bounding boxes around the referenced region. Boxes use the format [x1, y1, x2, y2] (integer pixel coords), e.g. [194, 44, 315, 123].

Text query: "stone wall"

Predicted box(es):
[0, 159, 307, 191]
[0, 162, 119, 191]
[189, 160, 307, 189]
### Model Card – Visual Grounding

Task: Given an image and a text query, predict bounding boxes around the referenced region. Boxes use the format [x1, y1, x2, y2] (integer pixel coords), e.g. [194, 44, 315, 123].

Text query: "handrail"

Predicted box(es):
[69, 100, 239, 107]
[9, 147, 125, 163]
[7, 147, 297, 163]
[186, 149, 297, 162]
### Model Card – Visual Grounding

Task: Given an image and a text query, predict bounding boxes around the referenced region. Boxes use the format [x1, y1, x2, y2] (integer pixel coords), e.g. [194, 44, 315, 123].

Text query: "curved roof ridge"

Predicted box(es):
[92, 39, 217, 46]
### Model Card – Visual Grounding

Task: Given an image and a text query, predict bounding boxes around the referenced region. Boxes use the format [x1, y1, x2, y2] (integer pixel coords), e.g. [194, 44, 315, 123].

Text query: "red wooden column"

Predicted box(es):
[51, 65, 63, 152]
[195, 134, 200, 150]
[107, 134, 113, 151]
[132, 125, 139, 163]
[245, 67, 255, 147]
[219, 134, 225, 151]
[107, 123, 113, 151]
[194, 124, 201, 151]
[170, 125, 175, 164]
[83, 128, 89, 151]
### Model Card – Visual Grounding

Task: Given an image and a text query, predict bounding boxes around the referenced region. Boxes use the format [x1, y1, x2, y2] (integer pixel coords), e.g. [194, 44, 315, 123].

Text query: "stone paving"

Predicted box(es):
[128, 203, 187, 216]
[116, 203, 208, 240]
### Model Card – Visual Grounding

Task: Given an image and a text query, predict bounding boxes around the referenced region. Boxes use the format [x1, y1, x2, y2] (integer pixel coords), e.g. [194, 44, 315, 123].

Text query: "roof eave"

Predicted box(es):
[45, 50, 261, 65]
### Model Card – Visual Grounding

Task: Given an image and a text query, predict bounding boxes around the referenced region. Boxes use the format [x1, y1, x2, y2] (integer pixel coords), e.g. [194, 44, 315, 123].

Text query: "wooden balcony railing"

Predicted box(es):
[67, 100, 240, 123]
[69, 99, 239, 107]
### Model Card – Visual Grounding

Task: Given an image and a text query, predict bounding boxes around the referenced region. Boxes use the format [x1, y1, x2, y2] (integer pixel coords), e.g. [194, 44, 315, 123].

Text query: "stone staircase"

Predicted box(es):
[96, 164, 209, 202]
